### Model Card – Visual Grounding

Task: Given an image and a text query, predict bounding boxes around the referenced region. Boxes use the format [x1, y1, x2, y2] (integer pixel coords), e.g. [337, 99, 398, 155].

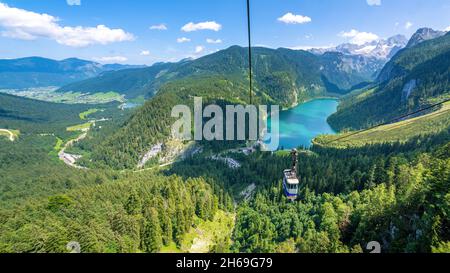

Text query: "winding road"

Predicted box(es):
[58, 132, 88, 169]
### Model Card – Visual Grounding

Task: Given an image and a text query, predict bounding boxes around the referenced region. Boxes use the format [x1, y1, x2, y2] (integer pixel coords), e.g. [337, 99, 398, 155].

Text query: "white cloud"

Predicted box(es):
[67, 0, 81, 6]
[339, 29, 379, 45]
[445, 26, 450, 32]
[405, 21, 413, 30]
[206, 38, 222, 44]
[177, 37, 191, 43]
[367, 0, 381, 6]
[255, 44, 272, 48]
[0, 3, 134, 47]
[140, 50, 150, 56]
[289, 44, 334, 51]
[150, 24, 167, 31]
[195, 46, 205, 54]
[181, 21, 222, 32]
[93, 56, 128, 63]
[277, 13, 311, 24]
[182, 45, 207, 60]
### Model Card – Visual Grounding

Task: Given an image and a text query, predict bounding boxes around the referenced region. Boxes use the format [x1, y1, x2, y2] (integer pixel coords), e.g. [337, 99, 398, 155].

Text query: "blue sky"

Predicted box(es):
[0, 0, 449, 64]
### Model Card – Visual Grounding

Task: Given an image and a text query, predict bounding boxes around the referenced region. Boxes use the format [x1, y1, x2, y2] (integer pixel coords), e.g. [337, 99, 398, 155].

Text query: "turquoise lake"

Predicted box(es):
[264, 99, 339, 151]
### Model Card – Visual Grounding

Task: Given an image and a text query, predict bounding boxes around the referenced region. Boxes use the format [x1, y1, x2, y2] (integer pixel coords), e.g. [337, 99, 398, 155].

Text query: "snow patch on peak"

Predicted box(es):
[308, 35, 408, 60]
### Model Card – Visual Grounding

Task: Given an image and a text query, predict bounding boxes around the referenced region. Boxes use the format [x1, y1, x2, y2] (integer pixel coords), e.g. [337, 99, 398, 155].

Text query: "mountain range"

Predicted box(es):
[72, 27, 449, 169]
[406, 27, 446, 48]
[329, 30, 450, 131]
[309, 35, 408, 60]
[57, 46, 389, 101]
[308, 28, 447, 63]
[55, 32, 422, 100]
[2, 27, 447, 95]
[0, 57, 145, 89]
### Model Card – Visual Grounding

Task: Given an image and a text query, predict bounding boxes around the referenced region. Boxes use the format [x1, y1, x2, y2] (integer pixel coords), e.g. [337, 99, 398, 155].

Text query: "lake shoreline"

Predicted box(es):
[264, 98, 340, 151]
[288, 95, 340, 110]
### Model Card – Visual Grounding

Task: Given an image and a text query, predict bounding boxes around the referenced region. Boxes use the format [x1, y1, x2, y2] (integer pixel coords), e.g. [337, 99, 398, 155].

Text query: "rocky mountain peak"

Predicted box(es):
[406, 28, 445, 48]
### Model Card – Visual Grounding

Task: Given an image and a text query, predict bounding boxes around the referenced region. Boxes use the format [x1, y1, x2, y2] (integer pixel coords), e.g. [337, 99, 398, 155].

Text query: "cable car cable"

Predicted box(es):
[325, 97, 450, 145]
[247, 0, 253, 105]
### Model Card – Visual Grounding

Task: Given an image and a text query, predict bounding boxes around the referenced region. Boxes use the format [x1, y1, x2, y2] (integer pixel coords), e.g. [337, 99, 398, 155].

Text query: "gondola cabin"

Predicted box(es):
[283, 149, 300, 201]
[283, 169, 299, 201]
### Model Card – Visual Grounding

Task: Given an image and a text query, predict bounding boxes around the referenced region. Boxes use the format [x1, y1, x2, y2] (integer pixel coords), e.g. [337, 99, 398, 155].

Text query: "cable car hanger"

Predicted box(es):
[246, 1, 301, 201]
[247, 0, 253, 105]
[283, 149, 300, 201]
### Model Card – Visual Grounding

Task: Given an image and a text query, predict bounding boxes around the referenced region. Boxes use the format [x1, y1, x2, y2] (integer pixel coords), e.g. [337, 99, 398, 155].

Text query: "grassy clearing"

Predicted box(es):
[79, 109, 99, 120]
[47, 137, 64, 157]
[160, 242, 182, 254]
[127, 95, 146, 104]
[53, 137, 64, 152]
[315, 102, 450, 148]
[66, 122, 92, 132]
[160, 210, 235, 253]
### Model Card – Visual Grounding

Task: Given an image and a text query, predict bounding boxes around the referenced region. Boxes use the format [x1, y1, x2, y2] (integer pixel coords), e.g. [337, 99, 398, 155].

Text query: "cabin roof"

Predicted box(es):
[284, 170, 299, 185]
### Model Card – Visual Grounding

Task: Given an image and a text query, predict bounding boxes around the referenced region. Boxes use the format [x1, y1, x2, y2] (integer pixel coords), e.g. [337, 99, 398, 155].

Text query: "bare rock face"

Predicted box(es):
[309, 35, 408, 60]
[402, 79, 417, 102]
[406, 28, 445, 48]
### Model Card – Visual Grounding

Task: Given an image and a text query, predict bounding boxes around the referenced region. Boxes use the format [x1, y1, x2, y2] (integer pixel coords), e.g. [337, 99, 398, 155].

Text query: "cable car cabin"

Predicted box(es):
[283, 169, 299, 201]
[283, 149, 300, 201]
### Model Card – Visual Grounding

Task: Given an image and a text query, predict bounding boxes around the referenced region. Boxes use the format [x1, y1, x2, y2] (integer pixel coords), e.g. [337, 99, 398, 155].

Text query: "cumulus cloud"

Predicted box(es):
[150, 24, 167, 31]
[206, 38, 222, 44]
[405, 21, 413, 30]
[195, 46, 205, 54]
[366, 0, 381, 6]
[445, 26, 450, 32]
[67, 0, 81, 5]
[340, 29, 379, 45]
[277, 13, 311, 24]
[177, 37, 191, 43]
[140, 50, 150, 56]
[0, 3, 134, 47]
[93, 56, 128, 63]
[181, 21, 222, 32]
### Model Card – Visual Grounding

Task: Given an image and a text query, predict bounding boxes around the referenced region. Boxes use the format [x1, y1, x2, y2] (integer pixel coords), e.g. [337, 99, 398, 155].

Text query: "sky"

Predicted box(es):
[0, 0, 449, 65]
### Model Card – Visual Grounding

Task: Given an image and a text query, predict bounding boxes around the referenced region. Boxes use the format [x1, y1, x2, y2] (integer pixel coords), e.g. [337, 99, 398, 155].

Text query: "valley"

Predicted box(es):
[0, 26, 449, 254]
[0, 88, 124, 104]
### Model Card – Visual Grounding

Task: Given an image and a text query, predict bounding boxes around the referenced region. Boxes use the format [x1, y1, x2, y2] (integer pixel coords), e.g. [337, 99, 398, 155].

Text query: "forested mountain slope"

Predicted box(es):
[58, 62, 176, 99]
[83, 76, 251, 169]
[233, 143, 450, 253]
[0, 170, 226, 253]
[316, 102, 450, 148]
[165, 130, 450, 253]
[58, 46, 384, 100]
[328, 31, 450, 131]
[65, 46, 388, 169]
